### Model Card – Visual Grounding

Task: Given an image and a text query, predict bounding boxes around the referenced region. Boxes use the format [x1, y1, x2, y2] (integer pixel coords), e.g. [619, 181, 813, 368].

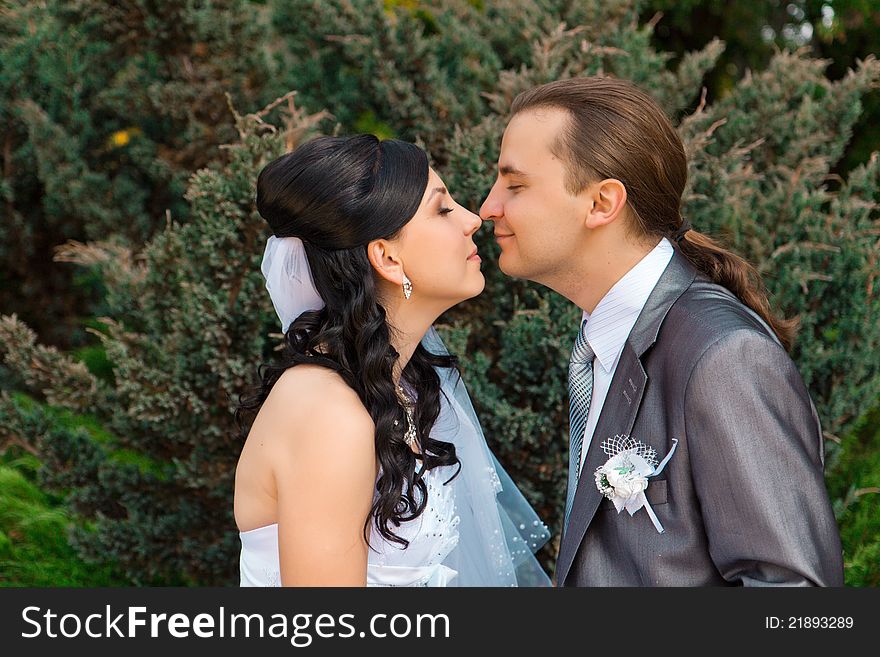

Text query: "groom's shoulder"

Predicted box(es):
[660, 276, 780, 355]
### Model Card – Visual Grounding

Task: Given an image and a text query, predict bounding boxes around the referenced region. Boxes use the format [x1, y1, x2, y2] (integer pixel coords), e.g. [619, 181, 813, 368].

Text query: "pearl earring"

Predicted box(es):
[402, 272, 413, 300]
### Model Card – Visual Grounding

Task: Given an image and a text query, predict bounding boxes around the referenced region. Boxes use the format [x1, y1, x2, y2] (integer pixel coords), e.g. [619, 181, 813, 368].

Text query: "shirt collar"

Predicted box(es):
[580, 238, 675, 373]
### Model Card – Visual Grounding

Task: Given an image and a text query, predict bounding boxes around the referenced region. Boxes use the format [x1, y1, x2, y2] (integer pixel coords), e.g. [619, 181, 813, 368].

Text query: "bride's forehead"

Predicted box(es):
[427, 167, 445, 186]
[415, 169, 448, 205]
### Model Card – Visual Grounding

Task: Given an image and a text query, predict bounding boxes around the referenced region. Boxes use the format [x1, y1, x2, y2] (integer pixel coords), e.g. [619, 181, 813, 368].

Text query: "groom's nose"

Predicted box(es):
[479, 184, 502, 222]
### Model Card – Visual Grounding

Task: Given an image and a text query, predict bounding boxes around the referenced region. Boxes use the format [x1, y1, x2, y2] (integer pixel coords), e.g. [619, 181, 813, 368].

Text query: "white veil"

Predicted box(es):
[261, 235, 324, 329]
[261, 235, 551, 586]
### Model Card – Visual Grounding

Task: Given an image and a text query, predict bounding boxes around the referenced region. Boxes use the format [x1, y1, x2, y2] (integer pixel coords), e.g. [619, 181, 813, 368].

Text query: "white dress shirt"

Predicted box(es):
[576, 237, 675, 476]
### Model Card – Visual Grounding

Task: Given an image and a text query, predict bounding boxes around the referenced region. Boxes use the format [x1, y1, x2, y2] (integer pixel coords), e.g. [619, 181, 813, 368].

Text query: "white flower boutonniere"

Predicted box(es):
[594, 436, 679, 533]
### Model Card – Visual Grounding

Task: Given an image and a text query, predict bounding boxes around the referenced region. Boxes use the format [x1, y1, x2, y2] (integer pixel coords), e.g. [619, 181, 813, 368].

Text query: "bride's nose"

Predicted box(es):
[462, 209, 482, 236]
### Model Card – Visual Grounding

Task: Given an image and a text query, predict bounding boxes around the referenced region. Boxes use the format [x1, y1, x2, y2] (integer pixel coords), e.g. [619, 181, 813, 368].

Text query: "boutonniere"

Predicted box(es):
[594, 436, 678, 533]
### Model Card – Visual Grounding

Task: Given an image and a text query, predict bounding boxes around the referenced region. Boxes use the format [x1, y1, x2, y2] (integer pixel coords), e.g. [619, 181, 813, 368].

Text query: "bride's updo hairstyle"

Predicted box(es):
[237, 135, 460, 547]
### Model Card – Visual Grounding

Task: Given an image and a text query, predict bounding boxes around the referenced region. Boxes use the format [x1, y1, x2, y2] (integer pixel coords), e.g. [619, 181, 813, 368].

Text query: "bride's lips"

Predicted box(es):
[467, 246, 481, 263]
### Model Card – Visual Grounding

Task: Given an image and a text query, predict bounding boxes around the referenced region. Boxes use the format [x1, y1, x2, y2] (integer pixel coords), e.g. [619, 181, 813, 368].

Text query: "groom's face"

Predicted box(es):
[480, 108, 588, 284]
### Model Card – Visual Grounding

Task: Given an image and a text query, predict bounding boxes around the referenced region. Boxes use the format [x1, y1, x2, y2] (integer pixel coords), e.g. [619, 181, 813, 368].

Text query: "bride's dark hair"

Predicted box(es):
[236, 134, 461, 547]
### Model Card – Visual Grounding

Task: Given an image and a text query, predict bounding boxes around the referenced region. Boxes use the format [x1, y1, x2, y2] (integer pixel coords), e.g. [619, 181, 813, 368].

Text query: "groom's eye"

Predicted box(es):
[507, 185, 523, 191]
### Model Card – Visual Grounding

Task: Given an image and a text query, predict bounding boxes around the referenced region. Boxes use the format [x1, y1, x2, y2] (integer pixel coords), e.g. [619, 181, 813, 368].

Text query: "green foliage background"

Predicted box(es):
[0, 0, 877, 586]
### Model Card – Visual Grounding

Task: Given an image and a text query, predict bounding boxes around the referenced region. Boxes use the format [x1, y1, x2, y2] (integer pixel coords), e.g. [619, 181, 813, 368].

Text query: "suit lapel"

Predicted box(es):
[555, 341, 647, 585]
[555, 249, 698, 586]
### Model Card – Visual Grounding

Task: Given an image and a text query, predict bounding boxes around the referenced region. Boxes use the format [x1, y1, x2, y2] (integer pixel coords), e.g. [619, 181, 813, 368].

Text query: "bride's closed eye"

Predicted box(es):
[439, 206, 454, 216]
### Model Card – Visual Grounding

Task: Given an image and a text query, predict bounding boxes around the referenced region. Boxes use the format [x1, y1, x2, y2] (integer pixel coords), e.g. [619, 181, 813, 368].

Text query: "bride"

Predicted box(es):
[234, 134, 550, 586]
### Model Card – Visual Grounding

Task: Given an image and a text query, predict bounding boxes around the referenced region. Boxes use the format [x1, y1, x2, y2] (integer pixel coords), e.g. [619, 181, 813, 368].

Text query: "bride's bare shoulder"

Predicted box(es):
[257, 364, 374, 447]
[270, 363, 360, 401]
[236, 364, 375, 532]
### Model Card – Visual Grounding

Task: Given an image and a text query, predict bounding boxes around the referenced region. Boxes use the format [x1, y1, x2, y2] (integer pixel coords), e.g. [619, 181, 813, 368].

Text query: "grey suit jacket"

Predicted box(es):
[556, 250, 844, 586]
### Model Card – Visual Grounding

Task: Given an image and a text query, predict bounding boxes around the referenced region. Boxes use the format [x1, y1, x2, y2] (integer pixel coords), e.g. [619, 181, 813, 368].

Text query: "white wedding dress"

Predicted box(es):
[239, 463, 461, 587]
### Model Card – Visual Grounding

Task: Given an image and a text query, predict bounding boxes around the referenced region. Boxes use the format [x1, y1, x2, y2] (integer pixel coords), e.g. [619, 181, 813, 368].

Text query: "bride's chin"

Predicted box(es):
[466, 279, 486, 300]
[444, 274, 486, 307]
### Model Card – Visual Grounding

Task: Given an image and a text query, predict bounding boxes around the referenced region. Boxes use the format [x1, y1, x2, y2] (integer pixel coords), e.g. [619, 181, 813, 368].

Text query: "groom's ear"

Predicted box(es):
[366, 238, 404, 286]
[583, 178, 628, 230]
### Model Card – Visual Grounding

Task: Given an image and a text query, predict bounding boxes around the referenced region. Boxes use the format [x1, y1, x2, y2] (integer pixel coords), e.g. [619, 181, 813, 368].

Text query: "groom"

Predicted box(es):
[480, 77, 844, 586]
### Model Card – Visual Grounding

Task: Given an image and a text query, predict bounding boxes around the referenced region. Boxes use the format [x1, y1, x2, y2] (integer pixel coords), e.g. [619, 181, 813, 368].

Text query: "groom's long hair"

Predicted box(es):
[511, 77, 798, 351]
[236, 134, 460, 548]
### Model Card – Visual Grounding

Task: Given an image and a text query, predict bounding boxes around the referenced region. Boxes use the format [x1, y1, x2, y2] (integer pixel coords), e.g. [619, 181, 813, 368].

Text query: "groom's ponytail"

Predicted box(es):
[511, 77, 797, 351]
[675, 228, 798, 350]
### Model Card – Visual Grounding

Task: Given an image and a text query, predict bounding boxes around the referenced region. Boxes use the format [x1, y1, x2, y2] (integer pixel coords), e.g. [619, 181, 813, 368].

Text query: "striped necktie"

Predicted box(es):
[564, 319, 595, 529]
